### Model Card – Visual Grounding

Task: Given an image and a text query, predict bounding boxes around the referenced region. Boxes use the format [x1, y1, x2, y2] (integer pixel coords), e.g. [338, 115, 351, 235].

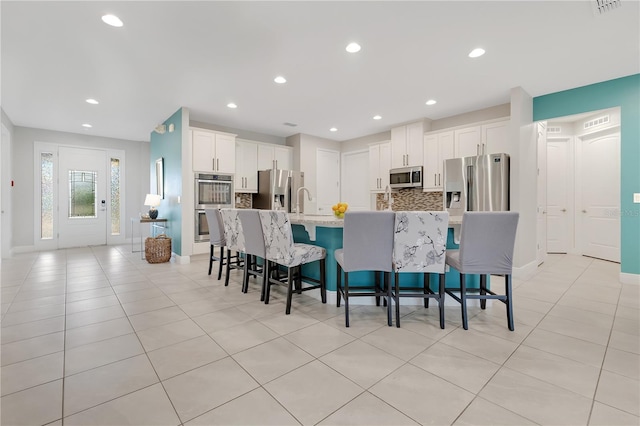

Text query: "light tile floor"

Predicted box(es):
[1, 247, 638, 425]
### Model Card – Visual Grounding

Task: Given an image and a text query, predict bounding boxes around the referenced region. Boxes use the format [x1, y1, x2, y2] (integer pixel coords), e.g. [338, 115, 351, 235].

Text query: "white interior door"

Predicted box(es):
[58, 147, 107, 248]
[578, 130, 620, 262]
[341, 150, 369, 211]
[316, 148, 340, 215]
[536, 123, 547, 265]
[547, 139, 571, 253]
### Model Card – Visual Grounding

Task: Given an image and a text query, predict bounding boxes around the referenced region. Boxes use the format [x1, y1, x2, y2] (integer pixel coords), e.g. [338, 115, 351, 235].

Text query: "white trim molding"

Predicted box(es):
[620, 273, 640, 285]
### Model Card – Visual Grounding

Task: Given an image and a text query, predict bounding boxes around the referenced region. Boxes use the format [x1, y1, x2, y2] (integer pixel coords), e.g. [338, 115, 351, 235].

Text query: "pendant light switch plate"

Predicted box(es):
[633, 193, 640, 203]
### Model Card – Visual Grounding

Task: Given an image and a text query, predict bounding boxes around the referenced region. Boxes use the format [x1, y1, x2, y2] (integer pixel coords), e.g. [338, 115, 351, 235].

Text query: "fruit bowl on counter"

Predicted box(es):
[332, 202, 348, 219]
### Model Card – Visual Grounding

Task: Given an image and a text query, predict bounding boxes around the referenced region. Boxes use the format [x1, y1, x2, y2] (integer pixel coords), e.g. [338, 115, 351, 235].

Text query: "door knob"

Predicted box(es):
[561, 208, 566, 212]
[582, 210, 587, 213]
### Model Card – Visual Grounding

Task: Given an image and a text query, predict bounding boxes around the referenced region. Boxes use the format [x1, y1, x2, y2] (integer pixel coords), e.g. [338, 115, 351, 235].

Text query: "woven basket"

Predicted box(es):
[145, 234, 171, 263]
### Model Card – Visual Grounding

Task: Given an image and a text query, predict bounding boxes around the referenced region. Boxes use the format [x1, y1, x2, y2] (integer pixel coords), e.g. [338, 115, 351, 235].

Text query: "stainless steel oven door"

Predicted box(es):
[195, 174, 234, 209]
[195, 210, 210, 242]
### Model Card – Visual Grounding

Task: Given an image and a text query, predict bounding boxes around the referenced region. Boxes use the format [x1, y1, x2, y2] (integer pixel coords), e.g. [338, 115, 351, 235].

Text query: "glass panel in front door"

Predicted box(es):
[68, 170, 97, 218]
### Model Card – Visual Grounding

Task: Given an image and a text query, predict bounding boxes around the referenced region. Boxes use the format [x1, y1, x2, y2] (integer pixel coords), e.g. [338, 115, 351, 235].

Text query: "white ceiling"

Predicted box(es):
[2, 1, 639, 142]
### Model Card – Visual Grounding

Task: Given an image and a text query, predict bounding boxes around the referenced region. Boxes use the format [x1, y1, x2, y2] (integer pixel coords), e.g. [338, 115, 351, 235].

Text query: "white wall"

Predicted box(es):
[430, 104, 510, 131]
[190, 120, 286, 146]
[340, 130, 390, 154]
[11, 127, 150, 248]
[510, 87, 538, 272]
[288, 133, 340, 213]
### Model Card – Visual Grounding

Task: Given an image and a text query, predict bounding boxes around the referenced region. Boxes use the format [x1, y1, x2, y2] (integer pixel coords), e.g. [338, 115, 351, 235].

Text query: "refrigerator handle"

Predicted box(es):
[467, 165, 473, 211]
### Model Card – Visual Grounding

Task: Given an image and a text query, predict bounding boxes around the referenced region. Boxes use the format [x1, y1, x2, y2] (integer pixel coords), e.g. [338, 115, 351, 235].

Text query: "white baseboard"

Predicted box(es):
[620, 272, 640, 285]
[9, 245, 36, 255]
[173, 254, 191, 264]
[513, 259, 539, 280]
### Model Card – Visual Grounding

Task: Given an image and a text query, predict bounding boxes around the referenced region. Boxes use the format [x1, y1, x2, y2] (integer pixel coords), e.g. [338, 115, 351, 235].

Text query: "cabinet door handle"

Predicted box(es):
[476, 144, 480, 155]
[275, 160, 278, 169]
[561, 208, 566, 212]
[434, 174, 437, 186]
[213, 158, 216, 170]
[217, 158, 220, 170]
[438, 173, 441, 186]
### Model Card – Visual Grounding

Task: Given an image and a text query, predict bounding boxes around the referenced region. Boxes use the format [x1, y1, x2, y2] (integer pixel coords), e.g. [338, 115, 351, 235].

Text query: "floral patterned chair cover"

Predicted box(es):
[392, 211, 449, 328]
[219, 208, 246, 287]
[258, 210, 326, 314]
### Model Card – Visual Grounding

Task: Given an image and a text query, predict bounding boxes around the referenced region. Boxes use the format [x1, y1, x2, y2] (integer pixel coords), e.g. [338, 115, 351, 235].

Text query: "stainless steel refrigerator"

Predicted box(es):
[253, 169, 305, 213]
[443, 153, 510, 216]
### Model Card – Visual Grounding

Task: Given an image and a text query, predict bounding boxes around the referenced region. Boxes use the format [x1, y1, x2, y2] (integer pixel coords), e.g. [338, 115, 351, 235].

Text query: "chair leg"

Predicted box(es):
[480, 274, 487, 309]
[285, 268, 294, 315]
[217, 247, 225, 280]
[336, 265, 342, 308]
[224, 249, 232, 287]
[264, 261, 272, 304]
[344, 272, 350, 327]
[320, 259, 327, 304]
[438, 273, 445, 329]
[386, 272, 392, 327]
[460, 273, 468, 330]
[208, 245, 214, 275]
[374, 272, 381, 306]
[242, 254, 250, 293]
[423, 273, 430, 308]
[506, 274, 514, 331]
[395, 272, 401, 328]
[259, 259, 267, 302]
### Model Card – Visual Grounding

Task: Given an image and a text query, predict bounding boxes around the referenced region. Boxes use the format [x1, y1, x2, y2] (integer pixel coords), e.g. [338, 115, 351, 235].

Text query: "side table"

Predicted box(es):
[132, 218, 168, 259]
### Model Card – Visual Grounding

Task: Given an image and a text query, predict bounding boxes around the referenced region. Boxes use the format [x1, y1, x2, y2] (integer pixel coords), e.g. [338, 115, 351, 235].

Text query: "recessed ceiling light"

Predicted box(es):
[468, 48, 485, 58]
[345, 42, 361, 53]
[425, 99, 437, 106]
[101, 14, 123, 27]
[274, 76, 287, 84]
[330, 127, 338, 132]
[227, 103, 237, 109]
[86, 98, 99, 105]
[373, 115, 382, 120]
[82, 123, 92, 128]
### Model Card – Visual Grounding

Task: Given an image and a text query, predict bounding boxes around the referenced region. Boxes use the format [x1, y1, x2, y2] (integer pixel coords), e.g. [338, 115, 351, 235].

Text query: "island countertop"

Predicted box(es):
[289, 212, 461, 226]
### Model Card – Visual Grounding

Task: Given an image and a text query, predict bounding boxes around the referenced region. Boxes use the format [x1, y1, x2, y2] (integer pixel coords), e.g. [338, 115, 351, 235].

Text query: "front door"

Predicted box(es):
[578, 130, 620, 262]
[58, 147, 107, 248]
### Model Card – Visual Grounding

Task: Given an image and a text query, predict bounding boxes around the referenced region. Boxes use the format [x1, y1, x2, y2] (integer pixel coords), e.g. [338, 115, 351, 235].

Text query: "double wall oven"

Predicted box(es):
[195, 173, 233, 242]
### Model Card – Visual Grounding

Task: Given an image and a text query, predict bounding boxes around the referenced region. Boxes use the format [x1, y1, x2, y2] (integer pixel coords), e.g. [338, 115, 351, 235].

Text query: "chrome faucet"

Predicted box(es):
[384, 185, 394, 211]
[296, 187, 312, 215]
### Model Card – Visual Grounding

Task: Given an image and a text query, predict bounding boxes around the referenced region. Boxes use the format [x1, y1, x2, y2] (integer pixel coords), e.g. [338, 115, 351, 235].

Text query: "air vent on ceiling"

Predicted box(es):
[283, 122, 298, 127]
[547, 126, 562, 134]
[584, 115, 610, 129]
[593, 0, 622, 15]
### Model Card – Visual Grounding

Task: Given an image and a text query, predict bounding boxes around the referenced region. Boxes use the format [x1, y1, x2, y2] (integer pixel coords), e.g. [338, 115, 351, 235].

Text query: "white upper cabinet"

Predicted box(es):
[423, 131, 454, 191]
[192, 129, 236, 174]
[454, 126, 481, 158]
[454, 119, 510, 157]
[369, 142, 391, 192]
[235, 140, 258, 192]
[257, 144, 292, 171]
[482, 120, 510, 155]
[391, 121, 424, 168]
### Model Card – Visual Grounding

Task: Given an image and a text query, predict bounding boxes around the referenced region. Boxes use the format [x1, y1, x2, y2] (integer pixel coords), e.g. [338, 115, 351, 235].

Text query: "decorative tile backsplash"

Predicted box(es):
[376, 189, 443, 211]
[235, 193, 253, 209]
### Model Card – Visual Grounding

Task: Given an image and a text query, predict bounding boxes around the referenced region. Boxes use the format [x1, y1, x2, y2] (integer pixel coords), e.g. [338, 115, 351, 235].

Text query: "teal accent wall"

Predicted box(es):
[150, 108, 183, 255]
[533, 74, 640, 275]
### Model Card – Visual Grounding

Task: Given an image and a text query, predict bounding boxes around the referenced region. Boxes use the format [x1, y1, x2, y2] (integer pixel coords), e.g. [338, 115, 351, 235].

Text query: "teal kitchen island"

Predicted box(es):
[290, 214, 481, 298]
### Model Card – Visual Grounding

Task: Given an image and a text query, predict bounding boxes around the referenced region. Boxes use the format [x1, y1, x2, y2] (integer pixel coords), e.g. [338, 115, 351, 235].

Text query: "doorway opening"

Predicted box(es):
[537, 107, 621, 263]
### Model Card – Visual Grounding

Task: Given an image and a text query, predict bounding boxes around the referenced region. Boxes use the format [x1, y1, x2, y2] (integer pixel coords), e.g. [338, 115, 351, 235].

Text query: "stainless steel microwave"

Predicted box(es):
[389, 166, 423, 189]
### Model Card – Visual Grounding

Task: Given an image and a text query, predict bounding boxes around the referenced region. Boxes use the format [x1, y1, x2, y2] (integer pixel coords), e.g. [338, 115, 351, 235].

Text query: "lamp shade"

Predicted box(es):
[144, 194, 162, 207]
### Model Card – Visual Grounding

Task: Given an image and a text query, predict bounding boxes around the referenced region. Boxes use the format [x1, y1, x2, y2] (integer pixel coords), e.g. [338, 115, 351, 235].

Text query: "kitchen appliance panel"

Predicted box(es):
[253, 169, 304, 212]
[444, 154, 509, 216]
[194, 173, 234, 242]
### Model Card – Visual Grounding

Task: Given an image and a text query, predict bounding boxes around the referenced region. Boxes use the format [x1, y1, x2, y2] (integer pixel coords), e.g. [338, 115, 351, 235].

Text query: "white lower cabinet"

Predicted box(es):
[423, 131, 454, 191]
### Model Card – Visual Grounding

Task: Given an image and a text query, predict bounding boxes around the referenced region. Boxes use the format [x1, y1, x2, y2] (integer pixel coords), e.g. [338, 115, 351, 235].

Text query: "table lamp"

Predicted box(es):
[144, 194, 162, 219]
